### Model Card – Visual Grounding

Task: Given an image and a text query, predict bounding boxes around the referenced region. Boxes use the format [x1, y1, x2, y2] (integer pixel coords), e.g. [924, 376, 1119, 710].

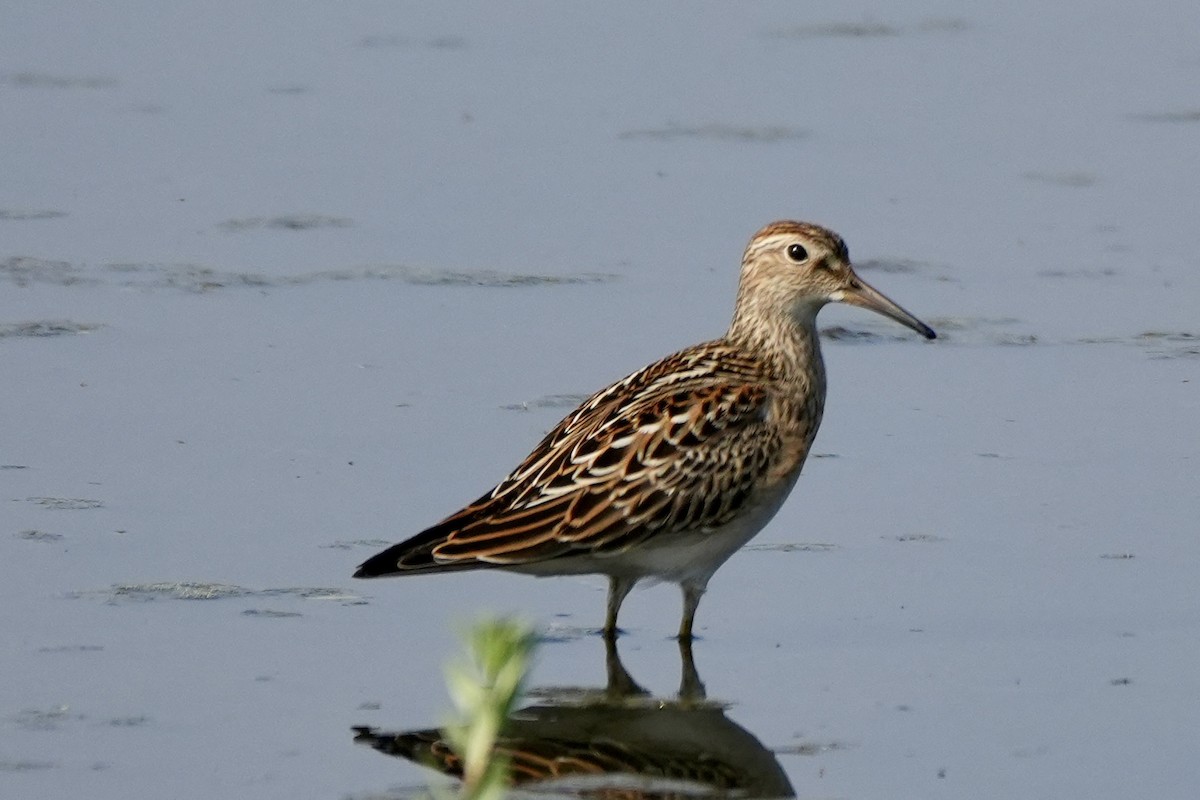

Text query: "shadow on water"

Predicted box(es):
[353, 636, 794, 799]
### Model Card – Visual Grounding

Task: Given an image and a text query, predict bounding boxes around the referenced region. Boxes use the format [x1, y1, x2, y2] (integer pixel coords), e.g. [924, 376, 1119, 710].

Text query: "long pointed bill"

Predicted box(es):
[835, 275, 937, 339]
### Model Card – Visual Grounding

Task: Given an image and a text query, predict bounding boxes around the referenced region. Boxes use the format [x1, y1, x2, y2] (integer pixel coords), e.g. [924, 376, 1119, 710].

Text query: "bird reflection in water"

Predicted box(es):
[353, 636, 794, 799]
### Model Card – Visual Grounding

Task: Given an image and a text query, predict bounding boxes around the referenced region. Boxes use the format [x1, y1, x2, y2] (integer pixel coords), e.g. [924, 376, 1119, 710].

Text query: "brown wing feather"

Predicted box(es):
[354, 342, 787, 578]
[416, 342, 782, 567]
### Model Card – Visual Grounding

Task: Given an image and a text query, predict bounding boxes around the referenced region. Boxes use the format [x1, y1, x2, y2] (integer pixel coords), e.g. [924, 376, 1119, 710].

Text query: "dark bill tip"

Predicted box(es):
[840, 277, 936, 341]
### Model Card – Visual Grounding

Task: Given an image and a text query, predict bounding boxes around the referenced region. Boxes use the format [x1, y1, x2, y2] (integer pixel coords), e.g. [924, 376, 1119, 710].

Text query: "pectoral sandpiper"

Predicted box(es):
[355, 221, 935, 639]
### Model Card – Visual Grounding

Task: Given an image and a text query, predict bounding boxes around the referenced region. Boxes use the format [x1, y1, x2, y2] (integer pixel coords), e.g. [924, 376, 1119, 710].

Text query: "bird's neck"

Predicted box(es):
[726, 298, 827, 393]
[726, 302, 827, 464]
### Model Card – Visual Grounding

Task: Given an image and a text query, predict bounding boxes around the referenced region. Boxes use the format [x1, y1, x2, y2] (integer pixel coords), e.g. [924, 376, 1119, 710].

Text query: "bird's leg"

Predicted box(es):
[678, 581, 706, 641]
[604, 576, 635, 638]
[677, 634, 706, 701]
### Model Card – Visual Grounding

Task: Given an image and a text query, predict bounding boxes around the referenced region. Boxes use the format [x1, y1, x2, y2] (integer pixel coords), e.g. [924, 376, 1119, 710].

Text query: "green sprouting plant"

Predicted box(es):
[443, 617, 536, 800]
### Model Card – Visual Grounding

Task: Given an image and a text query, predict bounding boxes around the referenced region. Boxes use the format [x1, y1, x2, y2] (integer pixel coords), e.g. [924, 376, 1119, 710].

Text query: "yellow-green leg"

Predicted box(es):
[605, 576, 635, 637]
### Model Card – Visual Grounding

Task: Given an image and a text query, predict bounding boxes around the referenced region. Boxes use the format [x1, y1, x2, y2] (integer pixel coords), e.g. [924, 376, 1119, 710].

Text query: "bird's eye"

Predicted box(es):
[786, 243, 809, 263]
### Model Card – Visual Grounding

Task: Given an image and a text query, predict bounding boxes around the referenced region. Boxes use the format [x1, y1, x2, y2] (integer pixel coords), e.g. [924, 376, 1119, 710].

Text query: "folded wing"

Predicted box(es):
[354, 345, 782, 578]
